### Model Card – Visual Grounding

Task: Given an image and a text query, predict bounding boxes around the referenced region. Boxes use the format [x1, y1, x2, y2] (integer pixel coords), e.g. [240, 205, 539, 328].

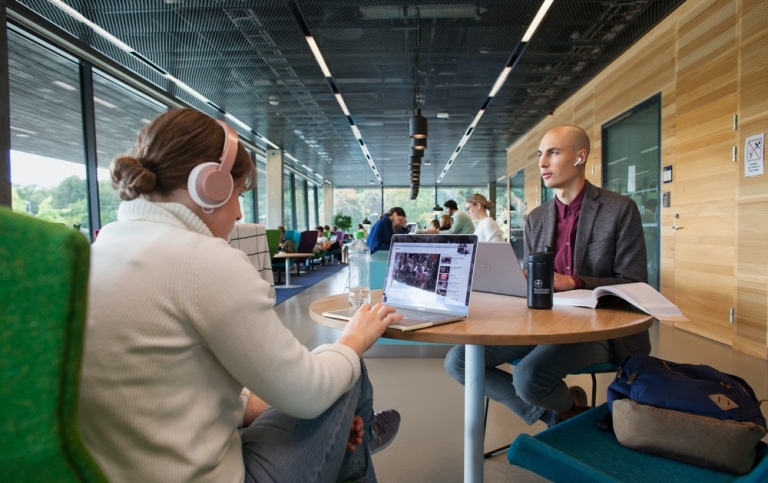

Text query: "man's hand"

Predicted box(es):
[553, 272, 577, 291]
[346, 415, 364, 452]
[523, 269, 577, 291]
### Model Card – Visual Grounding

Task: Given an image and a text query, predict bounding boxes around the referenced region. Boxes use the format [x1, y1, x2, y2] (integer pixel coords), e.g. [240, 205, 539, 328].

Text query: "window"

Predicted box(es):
[92, 69, 166, 225]
[295, 178, 307, 231]
[256, 161, 267, 225]
[8, 30, 89, 236]
[283, 171, 294, 229]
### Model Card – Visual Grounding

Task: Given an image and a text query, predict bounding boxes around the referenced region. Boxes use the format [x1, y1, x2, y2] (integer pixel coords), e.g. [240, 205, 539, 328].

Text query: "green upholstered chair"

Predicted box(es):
[266, 229, 289, 283]
[0, 208, 107, 482]
[506, 403, 768, 483]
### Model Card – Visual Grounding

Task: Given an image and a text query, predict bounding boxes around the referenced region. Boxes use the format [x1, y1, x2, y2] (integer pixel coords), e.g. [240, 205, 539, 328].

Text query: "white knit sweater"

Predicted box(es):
[78, 198, 360, 482]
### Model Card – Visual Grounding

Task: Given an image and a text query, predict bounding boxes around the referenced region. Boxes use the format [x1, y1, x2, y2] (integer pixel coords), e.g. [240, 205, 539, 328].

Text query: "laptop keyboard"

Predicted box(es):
[397, 309, 449, 321]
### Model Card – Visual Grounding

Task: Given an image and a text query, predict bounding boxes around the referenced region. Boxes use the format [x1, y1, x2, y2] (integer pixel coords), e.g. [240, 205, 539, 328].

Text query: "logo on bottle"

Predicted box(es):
[533, 278, 549, 295]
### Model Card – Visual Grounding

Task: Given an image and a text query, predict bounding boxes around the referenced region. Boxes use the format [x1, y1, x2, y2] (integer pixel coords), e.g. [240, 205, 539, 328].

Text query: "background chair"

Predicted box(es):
[0, 208, 107, 482]
[294, 230, 319, 273]
[265, 229, 288, 284]
[506, 403, 768, 483]
[484, 360, 618, 458]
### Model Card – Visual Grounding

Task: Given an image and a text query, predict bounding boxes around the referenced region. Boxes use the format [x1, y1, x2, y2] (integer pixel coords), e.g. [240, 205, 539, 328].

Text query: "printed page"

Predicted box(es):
[553, 289, 598, 308]
[595, 283, 687, 321]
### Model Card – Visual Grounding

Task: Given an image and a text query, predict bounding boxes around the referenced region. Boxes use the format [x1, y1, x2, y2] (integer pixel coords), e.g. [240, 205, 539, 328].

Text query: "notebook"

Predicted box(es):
[472, 242, 527, 297]
[323, 233, 479, 330]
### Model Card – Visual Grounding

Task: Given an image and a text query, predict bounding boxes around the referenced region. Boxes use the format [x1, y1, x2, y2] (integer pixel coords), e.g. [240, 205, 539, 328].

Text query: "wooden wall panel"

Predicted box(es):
[676, 0, 738, 114]
[733, 0, 768, 358]
[594, 21, 676, 125]
[659, 85, 677, 302]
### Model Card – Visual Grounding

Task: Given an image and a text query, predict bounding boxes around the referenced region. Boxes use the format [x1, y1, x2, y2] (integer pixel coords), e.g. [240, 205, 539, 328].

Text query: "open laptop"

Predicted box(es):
[472, 242, 527, 297]
[323, 233, 479, 330]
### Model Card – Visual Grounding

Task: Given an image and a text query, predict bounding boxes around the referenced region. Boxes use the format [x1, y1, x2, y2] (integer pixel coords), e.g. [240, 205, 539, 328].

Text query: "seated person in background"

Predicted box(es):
[277, 225, 294, 253]
[78, 108, 403, 482]
[357, 223, 367, 239]
[366, 207, 406, 254]
[314, 225, 341, 262]
[443, 199, 475, 234]
[425, 219, 440, 234]
[445, 125, 649, 428]
[465, 193, 505, 242]
[439, 214, 453, 231]
[314, 225, 332, 254]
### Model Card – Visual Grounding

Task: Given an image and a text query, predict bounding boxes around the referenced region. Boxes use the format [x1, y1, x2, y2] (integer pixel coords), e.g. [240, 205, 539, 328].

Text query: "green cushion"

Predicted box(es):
[0, 208, 106, 482]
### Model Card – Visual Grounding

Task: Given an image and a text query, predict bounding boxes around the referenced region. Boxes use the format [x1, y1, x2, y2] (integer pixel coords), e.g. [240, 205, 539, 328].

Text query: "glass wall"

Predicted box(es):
[333, 187, 383, 232]
[256, 161, 267, 225]
[283, 172, 295, 230]
[295, 178, 307, 230]
[602, 95, 661, 289]
[93, 69, 167, 225]
[8, 30, 89, 236]
[308, 185, 317, 228]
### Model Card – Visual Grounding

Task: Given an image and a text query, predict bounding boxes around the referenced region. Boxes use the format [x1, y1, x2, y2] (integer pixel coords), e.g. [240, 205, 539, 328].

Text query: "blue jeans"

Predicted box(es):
[241, 360, 377, 483]
[444, 341, 612, 425]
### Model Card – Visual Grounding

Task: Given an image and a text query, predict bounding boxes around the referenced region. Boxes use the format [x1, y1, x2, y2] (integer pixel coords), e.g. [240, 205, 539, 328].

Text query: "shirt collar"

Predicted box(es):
[555, 182, 587, 217]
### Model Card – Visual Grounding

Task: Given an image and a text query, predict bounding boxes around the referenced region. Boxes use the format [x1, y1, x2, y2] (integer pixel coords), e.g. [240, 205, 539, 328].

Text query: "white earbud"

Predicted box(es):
[574, 156, 583, 167]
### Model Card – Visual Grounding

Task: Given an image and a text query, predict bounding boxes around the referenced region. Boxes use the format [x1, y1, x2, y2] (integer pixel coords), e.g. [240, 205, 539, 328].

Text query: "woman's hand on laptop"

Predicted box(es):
[337, 303, 403, 357]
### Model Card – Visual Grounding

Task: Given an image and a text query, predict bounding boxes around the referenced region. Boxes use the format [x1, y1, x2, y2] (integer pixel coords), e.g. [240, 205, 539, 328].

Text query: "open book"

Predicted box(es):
[553, 282, 688, 322]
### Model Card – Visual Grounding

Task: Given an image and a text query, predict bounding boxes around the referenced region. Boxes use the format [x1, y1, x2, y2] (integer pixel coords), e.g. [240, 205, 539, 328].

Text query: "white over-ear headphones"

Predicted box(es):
[187, 120, 239, 210]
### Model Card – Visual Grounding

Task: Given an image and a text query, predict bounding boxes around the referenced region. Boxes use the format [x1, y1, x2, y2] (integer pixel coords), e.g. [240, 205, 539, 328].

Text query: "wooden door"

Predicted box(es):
[673, 93, 737, 345]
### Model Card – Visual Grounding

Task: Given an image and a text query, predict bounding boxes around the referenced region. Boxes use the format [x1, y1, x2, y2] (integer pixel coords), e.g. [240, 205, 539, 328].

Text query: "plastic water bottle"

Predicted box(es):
[348, 230, 371, 308]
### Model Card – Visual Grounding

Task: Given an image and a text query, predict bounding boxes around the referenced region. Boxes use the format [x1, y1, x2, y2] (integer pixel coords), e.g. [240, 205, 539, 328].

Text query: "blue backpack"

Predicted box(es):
[607, 353, 765, 427]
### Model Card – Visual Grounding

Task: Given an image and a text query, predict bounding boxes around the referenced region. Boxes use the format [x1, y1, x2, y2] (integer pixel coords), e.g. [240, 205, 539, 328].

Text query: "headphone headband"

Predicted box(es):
[216, 120, 239, 172]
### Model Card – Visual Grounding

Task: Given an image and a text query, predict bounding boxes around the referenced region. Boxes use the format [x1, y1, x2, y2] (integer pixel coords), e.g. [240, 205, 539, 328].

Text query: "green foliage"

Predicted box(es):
[332, 212, 352, 231]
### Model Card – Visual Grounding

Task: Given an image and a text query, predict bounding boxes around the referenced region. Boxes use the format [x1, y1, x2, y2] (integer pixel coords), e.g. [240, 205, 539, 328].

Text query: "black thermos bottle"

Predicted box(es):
[527, 248, 554, 309]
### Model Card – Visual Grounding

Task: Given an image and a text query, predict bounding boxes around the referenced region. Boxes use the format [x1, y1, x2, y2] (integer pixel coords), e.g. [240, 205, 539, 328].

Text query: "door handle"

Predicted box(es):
[672, 213, 683, 231]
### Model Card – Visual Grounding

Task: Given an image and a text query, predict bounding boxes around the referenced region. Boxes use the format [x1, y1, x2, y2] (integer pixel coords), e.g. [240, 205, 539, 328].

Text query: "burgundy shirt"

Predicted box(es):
[553, 183, 587, 289]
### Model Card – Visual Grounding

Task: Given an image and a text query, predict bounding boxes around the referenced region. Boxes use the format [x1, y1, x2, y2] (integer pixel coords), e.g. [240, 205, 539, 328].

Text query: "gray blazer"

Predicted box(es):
[524, 181, 650, 362]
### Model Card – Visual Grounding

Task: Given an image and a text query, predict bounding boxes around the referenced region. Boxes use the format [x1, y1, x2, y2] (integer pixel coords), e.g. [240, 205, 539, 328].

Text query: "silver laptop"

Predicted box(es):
[324, 234, 479, 331]
[472, 242, 527, 297]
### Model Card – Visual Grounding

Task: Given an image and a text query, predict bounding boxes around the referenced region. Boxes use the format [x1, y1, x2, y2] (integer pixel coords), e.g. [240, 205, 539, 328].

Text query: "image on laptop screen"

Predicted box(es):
[382, 234, 478, 316]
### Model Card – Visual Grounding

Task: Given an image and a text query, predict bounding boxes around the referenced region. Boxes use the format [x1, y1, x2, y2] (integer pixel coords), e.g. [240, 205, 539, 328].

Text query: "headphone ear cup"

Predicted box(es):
[188, 162, 234, 209]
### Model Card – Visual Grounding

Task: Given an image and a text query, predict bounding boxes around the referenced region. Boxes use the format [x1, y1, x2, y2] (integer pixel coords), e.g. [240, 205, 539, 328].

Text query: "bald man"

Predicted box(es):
[445, 125, 648, 427]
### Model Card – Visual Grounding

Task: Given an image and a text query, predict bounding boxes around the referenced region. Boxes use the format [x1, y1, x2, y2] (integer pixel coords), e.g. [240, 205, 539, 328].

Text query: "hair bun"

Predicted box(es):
[111, 156, 157, 200]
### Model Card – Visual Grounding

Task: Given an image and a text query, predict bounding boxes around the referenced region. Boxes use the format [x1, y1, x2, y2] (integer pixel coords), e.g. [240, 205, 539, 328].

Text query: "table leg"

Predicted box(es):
[465, 344, 484, 483]
[276, 257, 303, 289]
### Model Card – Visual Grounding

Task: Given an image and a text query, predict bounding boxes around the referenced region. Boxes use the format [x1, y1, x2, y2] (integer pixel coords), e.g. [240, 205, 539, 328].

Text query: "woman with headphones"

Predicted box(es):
[78, 108, 403, 482]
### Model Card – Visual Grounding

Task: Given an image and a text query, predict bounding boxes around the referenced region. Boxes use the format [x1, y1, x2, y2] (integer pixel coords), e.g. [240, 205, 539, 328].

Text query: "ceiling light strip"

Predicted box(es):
[436, 0, 552, 184]
[286, 0, 383, 185]
[47, 0, 301, 171]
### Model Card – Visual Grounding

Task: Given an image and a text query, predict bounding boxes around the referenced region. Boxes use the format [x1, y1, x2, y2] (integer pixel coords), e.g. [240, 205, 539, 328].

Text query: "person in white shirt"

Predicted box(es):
[78, 108, 403, 483]
[465, 193, 504, 242]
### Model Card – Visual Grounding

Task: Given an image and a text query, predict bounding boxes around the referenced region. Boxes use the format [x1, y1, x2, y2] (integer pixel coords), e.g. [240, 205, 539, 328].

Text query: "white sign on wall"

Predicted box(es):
[744, 133, 764, 177]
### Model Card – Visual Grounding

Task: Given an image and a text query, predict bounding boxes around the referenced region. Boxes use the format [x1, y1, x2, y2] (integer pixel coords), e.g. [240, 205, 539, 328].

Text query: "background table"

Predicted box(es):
[309, 290, 653, 483]
[273, 252, 315, 289]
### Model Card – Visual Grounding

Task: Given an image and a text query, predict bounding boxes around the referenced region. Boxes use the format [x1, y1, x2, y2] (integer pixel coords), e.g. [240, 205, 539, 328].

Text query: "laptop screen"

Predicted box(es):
[382, 234, 478, 315]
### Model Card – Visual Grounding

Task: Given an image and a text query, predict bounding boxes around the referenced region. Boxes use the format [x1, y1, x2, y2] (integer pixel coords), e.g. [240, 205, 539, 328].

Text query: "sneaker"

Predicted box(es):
[369, 409, 401, 455]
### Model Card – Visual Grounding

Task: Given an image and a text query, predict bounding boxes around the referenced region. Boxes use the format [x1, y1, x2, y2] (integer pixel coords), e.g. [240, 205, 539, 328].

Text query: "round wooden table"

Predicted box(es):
[310, 289, 653, 483]
[273, 252, 315, 289]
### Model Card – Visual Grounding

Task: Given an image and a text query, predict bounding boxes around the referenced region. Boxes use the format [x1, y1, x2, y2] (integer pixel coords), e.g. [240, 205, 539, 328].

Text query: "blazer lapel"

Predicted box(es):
[574, 182, 599, 272]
